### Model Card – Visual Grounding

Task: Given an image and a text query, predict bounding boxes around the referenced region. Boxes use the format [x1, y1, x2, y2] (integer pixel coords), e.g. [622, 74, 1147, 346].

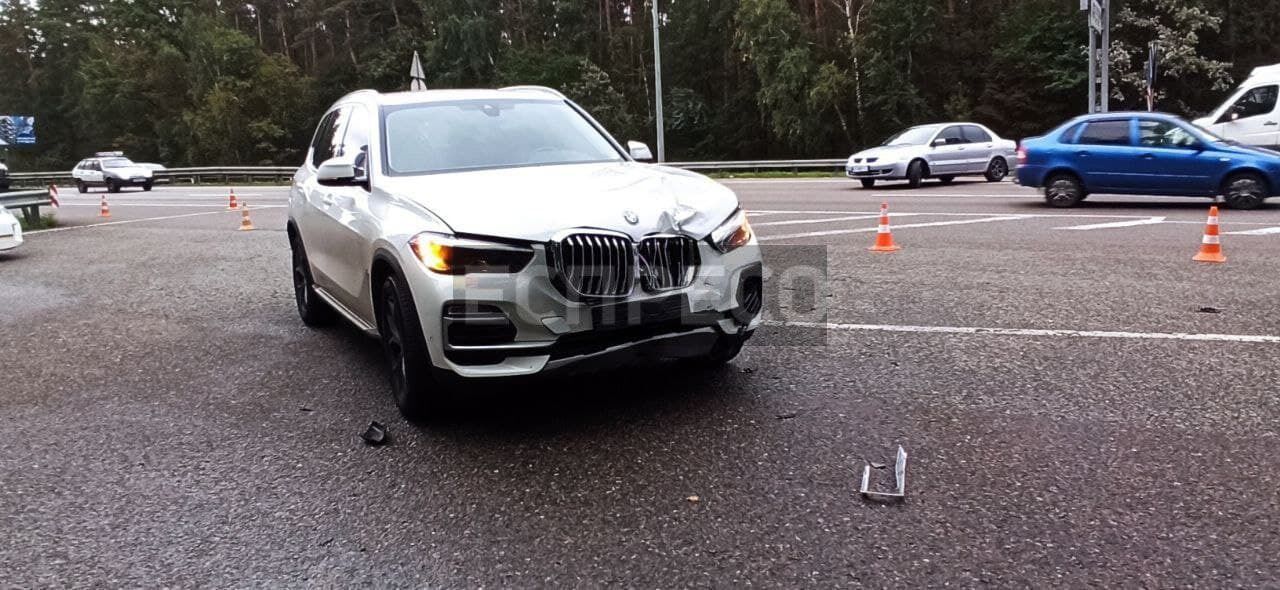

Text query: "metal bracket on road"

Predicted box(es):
[860, 446, 908, 500]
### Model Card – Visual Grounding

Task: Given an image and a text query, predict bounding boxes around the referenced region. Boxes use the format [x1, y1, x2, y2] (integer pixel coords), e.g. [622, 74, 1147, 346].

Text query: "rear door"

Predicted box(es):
[1069, 118, 1142, 191]
[927, 126, 969, 175]
[961, 125, 995, 173]
[1212, 84, 1279, 148]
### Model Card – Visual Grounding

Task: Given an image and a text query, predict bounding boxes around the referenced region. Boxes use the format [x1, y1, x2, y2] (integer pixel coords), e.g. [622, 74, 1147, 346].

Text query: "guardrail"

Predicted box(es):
[0, 189, 53, 224]
[4, 159, 846, 187]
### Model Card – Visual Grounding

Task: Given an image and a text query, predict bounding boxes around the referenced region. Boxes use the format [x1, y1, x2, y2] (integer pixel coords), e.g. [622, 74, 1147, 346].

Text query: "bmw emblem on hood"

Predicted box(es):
[623, 210, 639, 225]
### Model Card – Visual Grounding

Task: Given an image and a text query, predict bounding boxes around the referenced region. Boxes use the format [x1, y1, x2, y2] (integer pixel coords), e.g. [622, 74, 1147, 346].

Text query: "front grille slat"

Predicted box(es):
[551, 232, 698, 298]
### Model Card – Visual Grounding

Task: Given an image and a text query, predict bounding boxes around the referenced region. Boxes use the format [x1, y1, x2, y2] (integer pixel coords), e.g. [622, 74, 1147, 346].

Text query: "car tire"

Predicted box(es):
[77, 181, 88, 194]
[1222, 173, 1268, 210]
[984, 157, 1009, 182]
[376, 271, 438, 420]
[906, 160, 925, 188]
[143, 182, 153, 192]
[938, 175, 955, 185]
[107, 180, 120, 193]
[1044, 173, 1085, 208]
[290, 236, 334, 327]
[859, 179, 876, 189]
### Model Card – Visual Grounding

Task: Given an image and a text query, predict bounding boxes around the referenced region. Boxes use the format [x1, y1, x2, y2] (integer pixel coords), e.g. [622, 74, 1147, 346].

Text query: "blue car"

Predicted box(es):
[1016, 112, 1280, 209]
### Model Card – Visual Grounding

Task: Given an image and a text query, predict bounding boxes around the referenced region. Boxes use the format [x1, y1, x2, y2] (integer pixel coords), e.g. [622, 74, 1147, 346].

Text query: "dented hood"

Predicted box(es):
[376, 162, 739, 242]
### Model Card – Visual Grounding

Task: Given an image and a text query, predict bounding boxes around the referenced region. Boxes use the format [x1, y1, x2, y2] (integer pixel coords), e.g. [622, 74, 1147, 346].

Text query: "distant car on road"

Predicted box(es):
[845, 123, 1016, 188]
[0, 206, 22, 251]
[1016, 112, 1280, 209]
[71, 152, 154, 193]
[288, 86, 763, 419]
[0, 160, 9, 191]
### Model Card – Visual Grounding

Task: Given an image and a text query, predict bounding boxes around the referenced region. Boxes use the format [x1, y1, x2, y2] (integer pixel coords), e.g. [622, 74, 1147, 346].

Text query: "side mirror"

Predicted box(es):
[931, 139, 947, 148]
[627, 141, 654, 161]
[316, 154, 367, 187]
[1230, 111, 1241, 121]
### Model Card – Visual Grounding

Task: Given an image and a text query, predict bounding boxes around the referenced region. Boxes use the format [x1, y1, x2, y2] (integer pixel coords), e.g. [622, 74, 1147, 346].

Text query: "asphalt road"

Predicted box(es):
[3, 178, 1279, 586]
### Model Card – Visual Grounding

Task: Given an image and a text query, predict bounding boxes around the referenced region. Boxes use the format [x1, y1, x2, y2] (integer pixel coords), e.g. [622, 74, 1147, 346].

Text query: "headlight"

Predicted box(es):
[709, 209, 754, 253]
[408, 232, 534, 275]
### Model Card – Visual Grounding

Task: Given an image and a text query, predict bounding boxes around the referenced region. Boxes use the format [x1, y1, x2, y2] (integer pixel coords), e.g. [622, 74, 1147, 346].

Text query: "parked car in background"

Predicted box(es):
[288, 86, 763, 419]
[1017, 112, 1280, 209]
[1193, 63, 1280, 150]
[0, 206, 22, 251]
[71, 152, 154, 193]
[846, 123, 1016, 188]
[0, 160, 9, 191]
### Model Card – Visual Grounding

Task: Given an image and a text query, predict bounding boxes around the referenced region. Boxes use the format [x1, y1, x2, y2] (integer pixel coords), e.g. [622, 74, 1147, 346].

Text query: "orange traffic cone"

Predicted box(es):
[1192, 205, 1225, 263]
[238, 202, 255, 231]
[868, 202, 900, 252]
[227, 188, 239, 211]
[99, 195, 111, 218]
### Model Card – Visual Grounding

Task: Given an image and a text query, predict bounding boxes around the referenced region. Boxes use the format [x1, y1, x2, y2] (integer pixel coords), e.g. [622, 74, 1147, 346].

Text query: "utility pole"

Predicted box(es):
[1083, 0, 1110, 113]
[651, 0, 666, 162]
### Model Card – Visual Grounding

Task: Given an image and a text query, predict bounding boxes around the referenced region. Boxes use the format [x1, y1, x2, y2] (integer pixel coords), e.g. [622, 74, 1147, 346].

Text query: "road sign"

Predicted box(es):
[0, 115, 36, 146]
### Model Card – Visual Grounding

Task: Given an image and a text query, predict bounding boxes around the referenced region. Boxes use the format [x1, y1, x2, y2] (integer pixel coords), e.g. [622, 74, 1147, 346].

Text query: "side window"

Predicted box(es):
[1076, 120, 1132, 146]
[962, 125, 992, 143]
[937, 126, 966, 145]
[309, 108, 348, 168]
[1222, 85, 1278, 122]
[1138, 119, 1199, 149]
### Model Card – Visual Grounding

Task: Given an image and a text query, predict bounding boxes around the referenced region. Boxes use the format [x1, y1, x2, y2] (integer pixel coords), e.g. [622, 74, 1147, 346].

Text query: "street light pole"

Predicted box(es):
[651, 0, 666, 162]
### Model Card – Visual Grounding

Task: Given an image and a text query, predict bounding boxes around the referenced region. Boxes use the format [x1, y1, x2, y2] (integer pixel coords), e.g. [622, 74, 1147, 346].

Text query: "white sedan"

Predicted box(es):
[0, 207, 23, 251]
[846, 122, 1017, 188]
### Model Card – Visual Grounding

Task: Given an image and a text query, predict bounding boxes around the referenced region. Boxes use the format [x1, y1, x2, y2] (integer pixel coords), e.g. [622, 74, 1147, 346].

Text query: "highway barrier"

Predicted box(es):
[4, 159, 848, 187]
[0, 188, 54, 225]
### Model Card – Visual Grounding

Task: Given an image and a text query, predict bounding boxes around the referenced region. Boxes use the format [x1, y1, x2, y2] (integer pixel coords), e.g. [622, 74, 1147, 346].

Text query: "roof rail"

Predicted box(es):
[335, 88, 380, 103]
[499, 85, 567, 99]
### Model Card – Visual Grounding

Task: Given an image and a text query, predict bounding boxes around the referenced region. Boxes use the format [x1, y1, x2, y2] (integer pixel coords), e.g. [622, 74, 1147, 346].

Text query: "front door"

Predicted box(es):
[927, 125, 969, 175]
[1133, 118, 1228, 196]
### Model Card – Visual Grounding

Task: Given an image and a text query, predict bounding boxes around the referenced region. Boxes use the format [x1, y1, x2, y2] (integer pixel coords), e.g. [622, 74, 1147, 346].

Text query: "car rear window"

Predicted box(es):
[1076, 120, 1132, 146]
[961, 125, 992, 143]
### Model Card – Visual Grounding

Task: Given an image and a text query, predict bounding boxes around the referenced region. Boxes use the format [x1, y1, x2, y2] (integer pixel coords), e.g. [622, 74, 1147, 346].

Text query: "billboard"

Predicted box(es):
[0, 115, 36, 145]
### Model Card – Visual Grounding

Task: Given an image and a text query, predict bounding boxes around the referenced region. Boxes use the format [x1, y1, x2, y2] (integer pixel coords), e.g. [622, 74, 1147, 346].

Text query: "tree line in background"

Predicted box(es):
[0, 0, 1276, 169]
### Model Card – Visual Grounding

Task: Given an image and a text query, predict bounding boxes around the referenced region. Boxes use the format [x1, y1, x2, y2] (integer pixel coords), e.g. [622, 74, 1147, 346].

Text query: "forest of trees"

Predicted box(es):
[0, 0, 1277, 169]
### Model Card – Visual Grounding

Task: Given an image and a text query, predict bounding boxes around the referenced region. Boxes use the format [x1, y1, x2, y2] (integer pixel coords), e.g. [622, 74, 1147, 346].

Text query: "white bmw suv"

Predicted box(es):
[288, 87, 763, 418]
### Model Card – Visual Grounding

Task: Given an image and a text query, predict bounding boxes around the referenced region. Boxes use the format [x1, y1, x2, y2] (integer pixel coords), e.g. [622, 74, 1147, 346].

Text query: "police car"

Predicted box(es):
[71, 152, 154, 193]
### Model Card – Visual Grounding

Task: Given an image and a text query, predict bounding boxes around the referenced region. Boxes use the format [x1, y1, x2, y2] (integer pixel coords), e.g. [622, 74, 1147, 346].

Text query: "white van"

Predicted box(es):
[1194, 64, 1280, 149]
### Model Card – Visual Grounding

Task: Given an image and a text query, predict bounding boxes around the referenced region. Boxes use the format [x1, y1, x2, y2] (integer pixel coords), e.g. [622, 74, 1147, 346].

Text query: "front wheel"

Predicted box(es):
[859, 179, 876, 189]
[143, 182, 153, 192]
[906, 161, 925, 188]
[77, 181, 88, 194]
[1044, 174, 1085, 208]
[377, 272, 438, 419]
[985, 157, 1009, 182]
[107, 180, 120, 193]
[1222, 173, 1268, 210]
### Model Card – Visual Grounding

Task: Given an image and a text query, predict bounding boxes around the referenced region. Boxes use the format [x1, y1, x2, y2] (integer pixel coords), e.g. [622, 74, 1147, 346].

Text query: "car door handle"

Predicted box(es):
[320, 195, 335, 206]
[1140, 153, 1156, 160]
[1076, 151, 1090, 157]
[1264, 121, 1278, 126]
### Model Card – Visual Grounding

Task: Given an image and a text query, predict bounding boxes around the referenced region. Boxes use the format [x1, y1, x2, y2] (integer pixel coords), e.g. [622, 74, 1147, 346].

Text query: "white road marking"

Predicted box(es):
[26, 206, 284, 234]
[1223, 226, 1280, 236]
[745, 209, 1280, 226]
[768, 320, 1280, 344]
[754, 214, 907, 228]
[758, 216, 1027, 241]
[1055, 216, 1166, 230]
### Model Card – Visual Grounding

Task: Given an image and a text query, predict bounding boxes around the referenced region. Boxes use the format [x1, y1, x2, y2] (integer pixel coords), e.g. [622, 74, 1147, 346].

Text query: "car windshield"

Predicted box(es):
[101, 158, 135, 169]
[382, 99, 624, 175]
[882, 126, 940, 146]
